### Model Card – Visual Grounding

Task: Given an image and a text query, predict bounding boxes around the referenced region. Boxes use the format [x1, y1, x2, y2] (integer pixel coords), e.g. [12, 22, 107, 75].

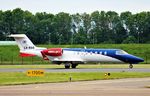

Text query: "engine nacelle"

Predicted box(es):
[41, 48, 63, 56]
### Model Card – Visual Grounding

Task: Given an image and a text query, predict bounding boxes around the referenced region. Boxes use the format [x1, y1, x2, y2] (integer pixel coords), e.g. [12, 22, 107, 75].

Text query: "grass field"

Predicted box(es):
[0, 44, 150, 64]
[0, 72, 150, 86]
[0, 64, 150, 86]
[0, 64, 150, 68]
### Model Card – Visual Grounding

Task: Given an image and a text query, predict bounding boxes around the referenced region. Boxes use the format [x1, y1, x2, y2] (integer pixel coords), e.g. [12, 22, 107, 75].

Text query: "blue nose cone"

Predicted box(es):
[128, 55, 144, 63]
[135, 57, 144, 62]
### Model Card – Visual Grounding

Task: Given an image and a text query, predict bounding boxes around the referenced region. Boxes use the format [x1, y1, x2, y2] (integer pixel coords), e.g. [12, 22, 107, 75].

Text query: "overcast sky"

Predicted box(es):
[0, 0, 150, 14]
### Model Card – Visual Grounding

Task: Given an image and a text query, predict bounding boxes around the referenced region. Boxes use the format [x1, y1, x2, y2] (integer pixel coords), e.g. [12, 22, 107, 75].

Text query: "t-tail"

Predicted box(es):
[9, 34, 47, 58]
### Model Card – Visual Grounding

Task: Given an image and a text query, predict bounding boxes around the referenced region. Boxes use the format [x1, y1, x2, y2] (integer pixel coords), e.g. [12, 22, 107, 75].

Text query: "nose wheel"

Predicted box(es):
[129, 64, 133, 69]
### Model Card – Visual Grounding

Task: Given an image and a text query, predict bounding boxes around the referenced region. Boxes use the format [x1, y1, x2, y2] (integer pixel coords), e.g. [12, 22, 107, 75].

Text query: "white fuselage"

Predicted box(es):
[20, 49, 123, 63]
[46, 50, 123, 63]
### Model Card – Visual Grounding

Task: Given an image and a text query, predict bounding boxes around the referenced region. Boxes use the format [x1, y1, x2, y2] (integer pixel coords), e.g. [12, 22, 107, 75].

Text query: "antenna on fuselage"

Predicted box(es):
[84, 46, 87, 49]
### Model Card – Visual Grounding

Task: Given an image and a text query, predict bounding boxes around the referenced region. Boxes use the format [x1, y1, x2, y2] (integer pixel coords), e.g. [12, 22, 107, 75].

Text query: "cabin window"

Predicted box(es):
[104, 51, 107, 55]
[116, 50, 128, 55]
[100, 52, 102, 55]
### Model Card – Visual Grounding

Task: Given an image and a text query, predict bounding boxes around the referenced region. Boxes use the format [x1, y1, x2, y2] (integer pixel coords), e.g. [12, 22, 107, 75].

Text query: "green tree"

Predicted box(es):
[34, 12, 54, 44]
[53, 12, 72, 44]
[71, 13, 82, 44]
[2, 10, 13, 40]
[0, 8, 150, 44]
[123, 36, 137, 43]
[0, 10, 5, 40]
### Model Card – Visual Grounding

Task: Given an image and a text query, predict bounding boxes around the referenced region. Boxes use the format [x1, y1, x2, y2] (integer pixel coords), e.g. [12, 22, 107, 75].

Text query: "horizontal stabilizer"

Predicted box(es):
[20, 52, 36, 57]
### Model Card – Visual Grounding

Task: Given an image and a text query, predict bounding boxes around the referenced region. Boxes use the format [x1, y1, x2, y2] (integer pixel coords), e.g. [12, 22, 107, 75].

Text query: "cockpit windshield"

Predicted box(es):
[116, 50, 128, 55]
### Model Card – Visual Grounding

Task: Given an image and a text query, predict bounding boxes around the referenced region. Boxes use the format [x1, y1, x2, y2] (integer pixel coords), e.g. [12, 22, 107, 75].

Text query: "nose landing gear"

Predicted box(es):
[129, 64, 133, 69]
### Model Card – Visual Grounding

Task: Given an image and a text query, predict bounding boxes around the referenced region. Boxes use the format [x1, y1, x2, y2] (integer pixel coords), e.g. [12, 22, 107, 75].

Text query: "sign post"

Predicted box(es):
[27, 70, 45, 77]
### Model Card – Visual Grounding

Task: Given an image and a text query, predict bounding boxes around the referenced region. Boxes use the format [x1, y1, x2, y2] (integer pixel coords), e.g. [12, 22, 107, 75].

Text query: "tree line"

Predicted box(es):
[0, 8, 150, 44]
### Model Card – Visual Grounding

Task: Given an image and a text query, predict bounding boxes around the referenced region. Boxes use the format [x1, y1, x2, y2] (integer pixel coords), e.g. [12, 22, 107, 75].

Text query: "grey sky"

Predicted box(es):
[0, 0, 150, 14]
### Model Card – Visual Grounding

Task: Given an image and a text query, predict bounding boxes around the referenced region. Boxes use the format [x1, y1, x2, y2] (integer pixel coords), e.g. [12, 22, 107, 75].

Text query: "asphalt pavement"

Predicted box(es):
[0, 68, 150, 72]
[0, 77, 150, 96]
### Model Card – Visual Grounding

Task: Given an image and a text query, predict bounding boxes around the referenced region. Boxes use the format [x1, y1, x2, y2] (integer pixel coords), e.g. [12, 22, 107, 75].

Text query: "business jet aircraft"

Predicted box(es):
[9, 34, 144, 69]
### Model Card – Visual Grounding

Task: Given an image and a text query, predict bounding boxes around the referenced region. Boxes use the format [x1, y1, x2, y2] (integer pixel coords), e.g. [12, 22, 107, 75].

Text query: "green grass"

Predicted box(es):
[0, 44, 150, 64]
[0, 72, 150, 85]
[0, 64, 150, 68]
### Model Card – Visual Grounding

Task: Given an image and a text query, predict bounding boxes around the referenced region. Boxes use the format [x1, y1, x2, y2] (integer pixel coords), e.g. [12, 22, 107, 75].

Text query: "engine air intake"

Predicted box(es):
[41, 48, 63, 56]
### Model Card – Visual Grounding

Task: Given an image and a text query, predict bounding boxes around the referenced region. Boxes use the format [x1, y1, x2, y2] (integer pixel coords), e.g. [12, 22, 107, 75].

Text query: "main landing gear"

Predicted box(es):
[129, 64, 133, 69]
[65, 63, 70, 69]
[64, 63, 78, 69]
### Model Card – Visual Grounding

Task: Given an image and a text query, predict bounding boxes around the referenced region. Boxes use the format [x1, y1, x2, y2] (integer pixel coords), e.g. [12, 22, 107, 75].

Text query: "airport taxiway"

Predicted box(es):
[0, 68, 150, 72]
[0, 77, 150, 96]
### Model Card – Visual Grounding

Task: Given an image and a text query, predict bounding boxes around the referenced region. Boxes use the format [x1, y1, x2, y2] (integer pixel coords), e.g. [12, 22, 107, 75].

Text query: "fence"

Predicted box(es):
[0, 56, 50, 65]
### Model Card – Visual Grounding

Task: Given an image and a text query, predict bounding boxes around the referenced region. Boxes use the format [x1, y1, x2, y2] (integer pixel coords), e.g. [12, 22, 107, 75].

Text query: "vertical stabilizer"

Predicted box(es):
[9, 34, 36, 51]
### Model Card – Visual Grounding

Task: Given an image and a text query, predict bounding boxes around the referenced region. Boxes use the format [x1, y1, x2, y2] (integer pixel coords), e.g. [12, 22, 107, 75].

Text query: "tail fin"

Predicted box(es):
[9, 34, 36, 50]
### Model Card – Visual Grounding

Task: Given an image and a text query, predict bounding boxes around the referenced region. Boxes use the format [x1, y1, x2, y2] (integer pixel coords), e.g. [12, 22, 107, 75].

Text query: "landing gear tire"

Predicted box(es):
[71, 64, 78, 69]
[65, 64, 70, 69]
[129, 64, 133, 69]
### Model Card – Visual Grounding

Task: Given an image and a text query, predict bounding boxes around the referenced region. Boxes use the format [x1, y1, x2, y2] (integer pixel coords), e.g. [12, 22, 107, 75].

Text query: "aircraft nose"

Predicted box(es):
[128, 55, 144, 63]
[134, 57, 144, 62]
